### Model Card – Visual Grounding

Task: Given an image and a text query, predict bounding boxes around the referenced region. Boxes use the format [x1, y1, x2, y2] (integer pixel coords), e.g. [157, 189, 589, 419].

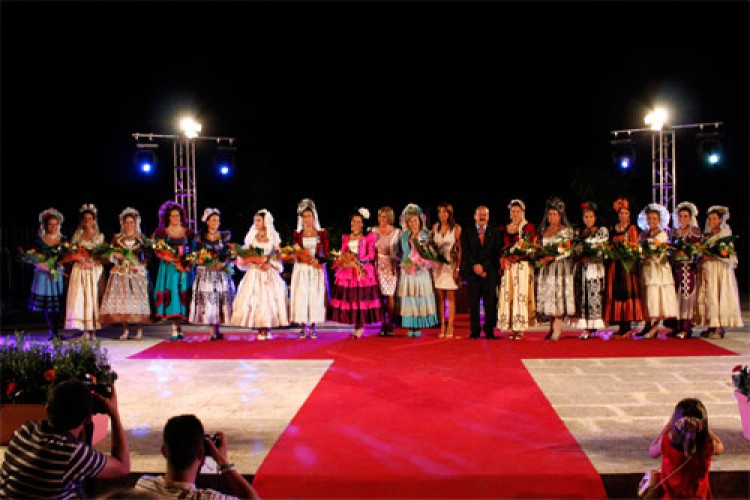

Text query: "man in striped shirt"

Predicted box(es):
[0, 378, 130, 498]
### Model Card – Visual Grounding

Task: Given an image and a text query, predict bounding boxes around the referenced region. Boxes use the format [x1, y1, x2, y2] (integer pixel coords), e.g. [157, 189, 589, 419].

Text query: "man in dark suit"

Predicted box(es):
[461, 205, 502, 339]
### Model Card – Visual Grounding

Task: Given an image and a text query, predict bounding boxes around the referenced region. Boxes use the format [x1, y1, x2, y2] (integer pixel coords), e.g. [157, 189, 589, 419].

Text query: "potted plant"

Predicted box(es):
[0, 334, 117, 444]
[732, 364, 750, 440]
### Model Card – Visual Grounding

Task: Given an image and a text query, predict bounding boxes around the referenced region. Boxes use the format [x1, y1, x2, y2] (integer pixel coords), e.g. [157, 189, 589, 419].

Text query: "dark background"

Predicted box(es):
[1, 1, 748, 317]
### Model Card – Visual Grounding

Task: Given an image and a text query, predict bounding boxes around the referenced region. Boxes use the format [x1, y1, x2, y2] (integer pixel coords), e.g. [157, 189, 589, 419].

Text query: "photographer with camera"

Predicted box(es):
[0, 378, 130, 498]
[135, 414, 258, 499]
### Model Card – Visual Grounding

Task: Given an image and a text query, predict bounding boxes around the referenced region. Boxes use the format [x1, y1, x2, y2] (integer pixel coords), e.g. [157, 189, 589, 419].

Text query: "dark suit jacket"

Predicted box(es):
[461, 224, 502, 284]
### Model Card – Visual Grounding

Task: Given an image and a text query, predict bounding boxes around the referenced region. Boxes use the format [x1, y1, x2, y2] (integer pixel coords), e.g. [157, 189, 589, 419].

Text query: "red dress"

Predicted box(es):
[604, 224, 644, 322]
[660, 433, 715, 499]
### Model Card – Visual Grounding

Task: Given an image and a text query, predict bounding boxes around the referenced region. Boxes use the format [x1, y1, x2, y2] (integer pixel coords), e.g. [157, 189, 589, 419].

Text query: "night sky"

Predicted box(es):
[1, 1, 748, 256]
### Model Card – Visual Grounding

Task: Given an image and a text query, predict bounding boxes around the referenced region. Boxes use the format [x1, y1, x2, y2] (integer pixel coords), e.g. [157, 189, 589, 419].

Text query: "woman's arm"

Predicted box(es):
[648, 422, 670, 457]
[709, 429, 725, 455]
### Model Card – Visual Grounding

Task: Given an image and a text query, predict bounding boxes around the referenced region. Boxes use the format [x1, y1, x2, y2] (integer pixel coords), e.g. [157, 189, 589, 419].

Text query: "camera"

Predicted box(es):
[205, 433, 222, 453]
[84, 381, 113, 415]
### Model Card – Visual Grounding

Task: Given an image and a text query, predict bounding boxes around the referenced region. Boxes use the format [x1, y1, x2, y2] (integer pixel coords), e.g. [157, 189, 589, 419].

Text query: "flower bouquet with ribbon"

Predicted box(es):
[671, 239, 703, 263]
[640, 239, 673, 261]
[329, 249, 363, 278]
[610, 240, 641, 274]
[700, 235, 737, 259]
[17, 245, 66, 280]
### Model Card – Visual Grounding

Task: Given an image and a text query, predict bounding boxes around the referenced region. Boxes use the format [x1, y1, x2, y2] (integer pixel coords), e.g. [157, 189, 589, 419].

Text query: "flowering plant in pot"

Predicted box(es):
[0, 334, 117, 444]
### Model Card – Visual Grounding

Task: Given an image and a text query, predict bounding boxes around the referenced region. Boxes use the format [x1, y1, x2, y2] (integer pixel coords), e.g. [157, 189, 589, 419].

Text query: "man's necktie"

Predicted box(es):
[479, 226, 485, 244]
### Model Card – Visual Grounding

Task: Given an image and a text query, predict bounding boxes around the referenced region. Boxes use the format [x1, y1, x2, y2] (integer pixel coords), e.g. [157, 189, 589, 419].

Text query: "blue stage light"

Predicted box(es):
[134, 142, 158, 175]
[214, 145, 236, 177]
[141, 162, 153, 174]
[697, 133, 722, 167]
[619, 157, 630, 169]
[611, 138, 636, 171]
[219, 165, 230, 176]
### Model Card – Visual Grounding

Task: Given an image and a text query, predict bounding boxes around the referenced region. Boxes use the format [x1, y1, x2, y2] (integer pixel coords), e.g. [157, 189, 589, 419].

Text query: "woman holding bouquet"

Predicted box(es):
[64, 204, 106, 342]
[329, 208, 383, 339]
[667, 201, 703, 338]
[397, 203, 439, 337]
[152, 201, 196, 340]
[230, 209, 289, 340]
[189, 208, 236, 341]
[572, 202, 608, 339]
[497, 199, 537, 339]
[27, 208, 67, 340]
[635, 203, 678, 338]
[99, 207, 152, 340]
[694, 206, 743, 338]
[373, 206, 401, 336]
[535, 196, 576, 341]
[290, 199, 330, 339]
[604, 198, 644, 338]
[431, 202, 462, 338]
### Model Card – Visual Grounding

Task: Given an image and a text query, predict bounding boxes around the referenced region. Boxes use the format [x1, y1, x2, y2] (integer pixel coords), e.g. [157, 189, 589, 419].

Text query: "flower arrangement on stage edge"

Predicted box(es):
[733, 365, 749, 402]
[0, 334, 117, 405]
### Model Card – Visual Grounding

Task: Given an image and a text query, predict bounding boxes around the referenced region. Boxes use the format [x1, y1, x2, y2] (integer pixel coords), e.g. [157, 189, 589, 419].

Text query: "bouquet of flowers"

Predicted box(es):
[17, 245, 66, 280]
[93, 244, 141, 267]
[640, 239, 672, 260]
[59, 243, 93, 265]
[187, 248, 233, 275]
[701, 235, 737, 259]
[412, 236, 449, 264]
[148, 239, 193, 272]
[576, 236, 612, 262]
[330, 249, 363, 278]
[533, 239, 573, 268]
[282, 244, 320, 268]
[228, 243, 268, 267]
[504, 235, 538, 259]
[671, 240, 702, 263]
[610, 241, 641, 274]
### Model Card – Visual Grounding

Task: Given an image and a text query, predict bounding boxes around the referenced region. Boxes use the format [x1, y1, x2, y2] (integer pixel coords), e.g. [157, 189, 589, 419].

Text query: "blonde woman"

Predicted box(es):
[372, 206, 401, 336]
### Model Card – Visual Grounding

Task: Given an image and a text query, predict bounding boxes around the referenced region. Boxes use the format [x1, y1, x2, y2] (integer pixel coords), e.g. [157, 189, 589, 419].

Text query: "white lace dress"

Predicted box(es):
[536, 227, 576, 318]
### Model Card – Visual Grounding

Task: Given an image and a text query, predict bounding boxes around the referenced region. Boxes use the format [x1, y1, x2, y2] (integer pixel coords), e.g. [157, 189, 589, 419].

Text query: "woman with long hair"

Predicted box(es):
[648, 398, 724, 499]
[431, 202, 462, 338]
[372, 206, 401, 336]
[572, 202, 608, 339]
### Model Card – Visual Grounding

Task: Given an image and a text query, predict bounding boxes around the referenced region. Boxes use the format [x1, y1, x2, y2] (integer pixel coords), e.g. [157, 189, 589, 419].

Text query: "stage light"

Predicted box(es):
[697, 132, 722, 166]
[214, 145, 236, 177]
[610, 138, 636, 170]
[180, 116, 202, 138]
[644, 107, 669, 131]
[134, 142, 158, 175]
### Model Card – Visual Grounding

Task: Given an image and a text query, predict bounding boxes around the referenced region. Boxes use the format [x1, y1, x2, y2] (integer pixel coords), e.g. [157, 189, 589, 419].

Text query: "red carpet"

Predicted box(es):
[129, 318, 737, 498]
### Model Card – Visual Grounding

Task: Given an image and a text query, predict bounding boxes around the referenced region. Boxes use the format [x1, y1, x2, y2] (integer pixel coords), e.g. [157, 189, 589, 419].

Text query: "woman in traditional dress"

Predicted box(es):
[666, 201, 703, 338]
[431, 202, 462, 338]
[373, 206, 401, 336]
[694, 206, 743, 339]
[152, 201, 195, 340]
[100, 207, 152, 340]
[230, 209, 289, 340]
[635, 203, 678, 338]
[397, 203, 439, 337]
[572, 202, 608, 339]
[329, 208, 383, 339]
[604, 198, 644, 337]
[189, 208, 236, 341]
[535, 196, 576, 341]
[498, 199, 537, 340]
[27, 208, 66, 340]
[290, 199, 330, 339]
[64, 204, 106, 341]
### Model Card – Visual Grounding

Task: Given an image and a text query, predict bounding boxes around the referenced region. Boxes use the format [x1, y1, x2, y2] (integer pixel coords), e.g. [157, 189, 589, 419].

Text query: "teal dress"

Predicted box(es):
[397, 230, 438, 329]
[152, 228, 195, 320]
[27, 236, 67, 313]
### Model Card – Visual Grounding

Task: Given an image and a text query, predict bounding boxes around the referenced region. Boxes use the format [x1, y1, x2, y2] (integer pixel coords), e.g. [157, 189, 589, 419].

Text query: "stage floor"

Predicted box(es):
[2, 314, 750, 495]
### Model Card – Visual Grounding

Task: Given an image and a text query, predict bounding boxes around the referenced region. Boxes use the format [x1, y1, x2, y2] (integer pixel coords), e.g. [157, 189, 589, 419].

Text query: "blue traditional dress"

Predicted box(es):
[397, 230, 438, 330]
[152, 228, 195, 320]
[189, 231, 235, 325]
[27, 236, 66, 313]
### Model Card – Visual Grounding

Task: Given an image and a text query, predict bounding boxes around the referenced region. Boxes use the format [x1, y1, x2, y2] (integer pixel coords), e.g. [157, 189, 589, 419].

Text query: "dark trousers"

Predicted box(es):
[467, 278, 498, 337]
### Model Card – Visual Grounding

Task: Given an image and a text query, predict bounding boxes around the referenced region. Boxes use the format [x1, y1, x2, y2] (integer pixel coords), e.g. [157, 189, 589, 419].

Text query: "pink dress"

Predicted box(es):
[329, 232, 383, 325]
